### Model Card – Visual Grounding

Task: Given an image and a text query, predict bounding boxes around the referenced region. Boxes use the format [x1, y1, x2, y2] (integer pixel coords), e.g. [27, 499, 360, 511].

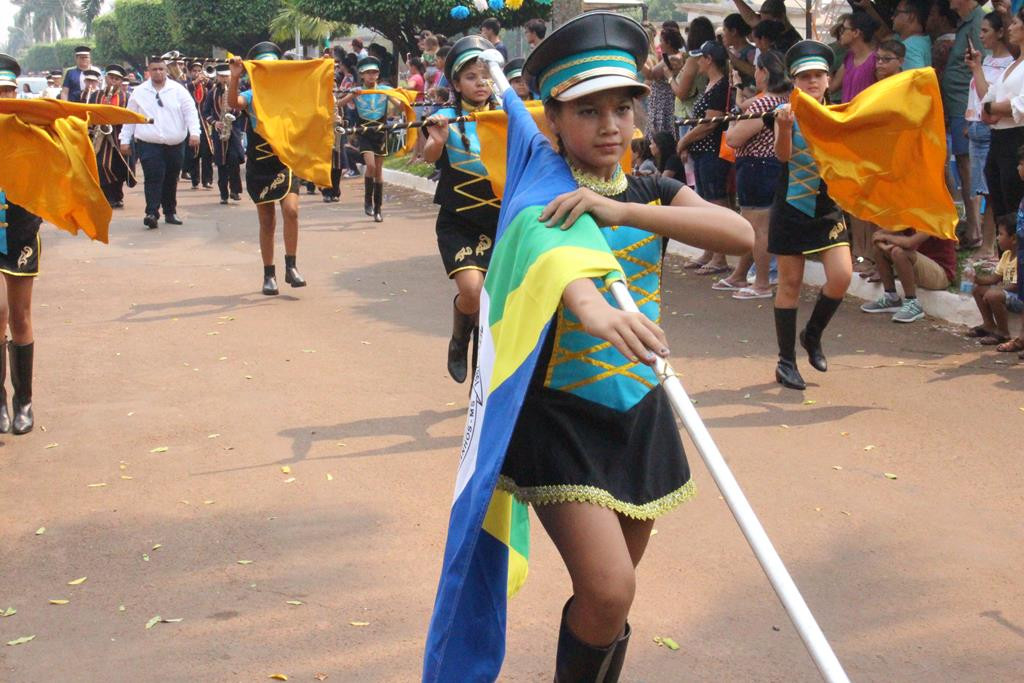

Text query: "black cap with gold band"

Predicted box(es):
[0, 53, 20, 89]
[523, 11, 650, 103]
[106, 64, 127, 79]
[444, 35, 494, 85]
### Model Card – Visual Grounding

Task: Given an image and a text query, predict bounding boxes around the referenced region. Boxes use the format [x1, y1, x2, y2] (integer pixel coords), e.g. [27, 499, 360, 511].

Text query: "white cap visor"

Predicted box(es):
[553, 74, 649, 102]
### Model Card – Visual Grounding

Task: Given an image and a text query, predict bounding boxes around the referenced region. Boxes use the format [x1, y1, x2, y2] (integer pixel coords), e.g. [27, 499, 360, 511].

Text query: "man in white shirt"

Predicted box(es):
[119, 54, 200, 230]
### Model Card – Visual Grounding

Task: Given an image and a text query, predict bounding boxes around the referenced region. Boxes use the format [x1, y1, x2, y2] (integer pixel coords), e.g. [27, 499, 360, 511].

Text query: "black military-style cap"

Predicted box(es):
[524, 11, 649, 102]
[357, 56, 381, 73]
[504, 57, 525, 80]
[106, 64, 127, 78]
[247, 41, 282, 61]
[444, 35, 494, 84]
[786, 40, 834, 76]
[0, 53, 20, 89]
[83, 67, 101, 81]
[74, 45, 92, 56]
[215, 61, 230, 75]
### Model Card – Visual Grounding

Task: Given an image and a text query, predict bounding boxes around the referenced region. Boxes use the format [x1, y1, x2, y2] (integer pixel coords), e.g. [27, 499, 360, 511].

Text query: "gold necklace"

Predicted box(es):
[570, 162, 628, 197]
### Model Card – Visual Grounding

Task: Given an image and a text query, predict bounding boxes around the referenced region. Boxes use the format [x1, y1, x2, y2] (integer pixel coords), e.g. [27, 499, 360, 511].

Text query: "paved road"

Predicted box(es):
[1, 178, 1021, 681]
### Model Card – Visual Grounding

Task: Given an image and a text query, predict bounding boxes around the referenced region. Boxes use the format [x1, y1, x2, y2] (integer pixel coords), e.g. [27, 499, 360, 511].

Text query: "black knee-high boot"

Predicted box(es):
[800, 292, 843, 372]
[262, 264, 279, 296]
[373, 181, 383, 222]
[9, 341, 33, 435]
[774, 307, 806, 390]
[447, 296, 476, 384]
[363, 177, 374, 216]
[0, 339, 9, 434]
[553, 598, 628, 683]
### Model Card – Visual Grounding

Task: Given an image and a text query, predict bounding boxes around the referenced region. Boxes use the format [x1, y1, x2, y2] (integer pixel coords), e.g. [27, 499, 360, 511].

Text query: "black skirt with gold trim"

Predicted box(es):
[0, 204, 41, 277]
[245, 129, 299, 204]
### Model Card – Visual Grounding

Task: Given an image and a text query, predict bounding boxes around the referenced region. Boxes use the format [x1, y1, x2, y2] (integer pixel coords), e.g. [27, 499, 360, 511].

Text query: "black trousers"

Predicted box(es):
[136, 140, 184, 218]
[216, 161, 242, 199]
[188, 136, 214, 187]
[101, 181, 124, 204]
[984, 126, 1024, 217]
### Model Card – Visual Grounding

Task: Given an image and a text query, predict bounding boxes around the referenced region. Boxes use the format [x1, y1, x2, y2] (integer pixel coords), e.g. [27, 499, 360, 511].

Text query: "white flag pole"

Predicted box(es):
[478, 49, 849, 683]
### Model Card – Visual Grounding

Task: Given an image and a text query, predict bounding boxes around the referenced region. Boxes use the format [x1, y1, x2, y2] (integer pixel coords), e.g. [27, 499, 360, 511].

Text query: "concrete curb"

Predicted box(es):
[383, 168, 982, 327]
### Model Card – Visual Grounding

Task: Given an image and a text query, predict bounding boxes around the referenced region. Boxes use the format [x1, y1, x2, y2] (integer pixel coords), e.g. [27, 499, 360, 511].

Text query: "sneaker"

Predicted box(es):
[861, 294, 902, 313]
[892, 298, 924, 323]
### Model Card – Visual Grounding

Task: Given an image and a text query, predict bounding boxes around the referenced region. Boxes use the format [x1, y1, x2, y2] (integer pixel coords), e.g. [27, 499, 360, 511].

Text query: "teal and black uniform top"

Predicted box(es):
[355, 86, 391, 123]
[432, 102, 501, 231]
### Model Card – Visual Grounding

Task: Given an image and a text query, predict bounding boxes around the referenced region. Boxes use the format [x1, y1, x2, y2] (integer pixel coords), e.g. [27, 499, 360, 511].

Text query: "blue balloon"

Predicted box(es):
[488, 0, 504, 9]
[450, 5, 471, 19]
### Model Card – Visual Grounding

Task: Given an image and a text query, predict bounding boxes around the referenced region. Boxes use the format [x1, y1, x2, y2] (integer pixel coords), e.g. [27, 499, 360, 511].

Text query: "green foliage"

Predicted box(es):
[80, 0, 106, 35]
[164, 0, 282, 55]
[646, 0, 686, 23]
[22, 38, 95, 71]
[92, 13, 130, 64]
[114, 0, 170, 61]
[299, 0, 550, 57]
[269, 0, 349, 47]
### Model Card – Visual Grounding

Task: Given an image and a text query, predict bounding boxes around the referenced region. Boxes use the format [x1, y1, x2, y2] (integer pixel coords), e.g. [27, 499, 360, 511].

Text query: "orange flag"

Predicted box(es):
[358, 88, 419, 155]
[790, 68, 958, 240]
[0, 99, 149, 244]
[244, 57, 334, 187]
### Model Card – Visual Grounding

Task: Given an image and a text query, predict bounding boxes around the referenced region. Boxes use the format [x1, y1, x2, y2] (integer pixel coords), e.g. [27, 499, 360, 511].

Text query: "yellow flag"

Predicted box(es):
[790, 68, 958, 240]
[0, 99, 148, 243]
[244, 57, 334, 187]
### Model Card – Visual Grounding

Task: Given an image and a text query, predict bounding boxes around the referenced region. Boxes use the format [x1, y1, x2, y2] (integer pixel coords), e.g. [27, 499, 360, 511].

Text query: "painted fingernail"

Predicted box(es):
[646, 353, 656, 361]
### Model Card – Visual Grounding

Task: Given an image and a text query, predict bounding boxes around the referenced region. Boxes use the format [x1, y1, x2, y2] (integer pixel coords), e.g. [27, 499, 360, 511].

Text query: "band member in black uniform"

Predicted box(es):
[185, 59, 214, 189]
[422, 35, 500, 383]
[227, 42, 306, 296]
[85, 64, 135, 208]
[322, 95, 344, 203]
[0, 55, 41, 434]
[80, 67, 101, 104]
[338, 57, 392, 222]
[770, 41, 852, 390]
[203, 62, 245, 205]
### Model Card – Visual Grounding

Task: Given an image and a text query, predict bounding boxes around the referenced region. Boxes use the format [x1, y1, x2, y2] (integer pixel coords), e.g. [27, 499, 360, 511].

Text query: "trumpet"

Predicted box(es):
[91, 123, 114, 149]
[218, 86, 236, 142]
[203, 64, 217, 79]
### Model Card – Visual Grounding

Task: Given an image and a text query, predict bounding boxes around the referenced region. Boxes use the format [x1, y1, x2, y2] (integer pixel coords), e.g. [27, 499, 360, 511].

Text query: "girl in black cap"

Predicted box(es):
[0, 54, 41, 434]
[501, 13, 753, 681]
[338, 57, 393, 222]
[770, 40, 852, 391]
[421, 35, 501, 385]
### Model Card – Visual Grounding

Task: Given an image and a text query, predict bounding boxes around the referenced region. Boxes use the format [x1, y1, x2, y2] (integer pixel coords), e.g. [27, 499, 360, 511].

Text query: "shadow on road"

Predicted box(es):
[116, 292, 294, 324]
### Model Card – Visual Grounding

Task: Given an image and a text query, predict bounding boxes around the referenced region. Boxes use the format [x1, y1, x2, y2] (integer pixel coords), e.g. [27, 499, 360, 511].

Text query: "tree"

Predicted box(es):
[269, 0, 349, 53]
[12, 0, 80, 45]
[299, 0, 550, 59]
[646, 0, 686, 23]
[93, 13, 131, 64]
[22, 38, 94, 71]
[164, 0, 282, 55]
[550, 0, 582, 29]
[114, 0, 170, 62]
[80, 0, 106, 36]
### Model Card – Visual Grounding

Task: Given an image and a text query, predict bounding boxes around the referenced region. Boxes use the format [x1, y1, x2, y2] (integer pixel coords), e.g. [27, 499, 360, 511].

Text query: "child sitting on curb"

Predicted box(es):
[966, 215, 1021, 346]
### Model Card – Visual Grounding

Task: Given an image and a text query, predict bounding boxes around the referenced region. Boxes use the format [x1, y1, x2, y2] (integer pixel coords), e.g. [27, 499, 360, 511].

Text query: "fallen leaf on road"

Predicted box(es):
[142, 554, 150, 562]
[6, 635, 35, 646]
[349, 621, 370, 627]
[237, 560, 254, 565]
[118, 605, 126, 612]
[814, 507, 822, 512]
[335, 443, 346, 447]
[49, 599, 69, 605]
[285, 600, 303, 606]
[127, 411, 135, 416]
[35, 527, 45, 535]
[840, 431, 849, 437]
[150, 447, 168, 454]
[121, 475, 134, 480]
[661, 637, 680, 650]
[803, 399, 816, 405]
[245, 375, 253, 380]
[314, 675, 328, 681]
[145, 615, 161, 629]
[302, 349, 316, 353]
[840, 510, 851, 516]
[280, 466, 291, 474]
[268, 675, 289, 681]
[446, 402, 455, 406]
[161, 618, 183, 623]
[1, 607, 16, 617]
[326, 473, 334, 481]
[87, 483, 107, 488]
[152, 544, 162, 551]
[208, 433, 220, 439]
[283, 477, 296, 483]
[884, 472, 898, 480]
[361, 341, 371, 345]
[832, 466, 842, 470]
[779, 424, 790, 430]
[743, 393, 751, 399]
[203, 500, 215, 505]
[67, 577, 87, 585]
[44, 443, 59, 449]
[863, 445, 876, 452]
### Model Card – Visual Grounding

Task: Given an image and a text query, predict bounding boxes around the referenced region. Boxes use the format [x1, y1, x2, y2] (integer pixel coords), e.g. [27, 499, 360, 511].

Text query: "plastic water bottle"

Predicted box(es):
[960, 263, 974, 294]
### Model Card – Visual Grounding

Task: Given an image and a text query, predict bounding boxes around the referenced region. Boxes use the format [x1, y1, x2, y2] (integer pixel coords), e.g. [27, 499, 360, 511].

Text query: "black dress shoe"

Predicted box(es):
[111, 201, 124, 209]
[285, 266, 306, 287]
[323, 195, 331, 203]
[164, 215, 183, 225]
[230, 193, 241, 201]
[143, 214, 158, 229]
[331, 196, 340, 203]
[202, 183, 213, 190]
[775, 359, 806, 390]
[374, 211, 383, 223]
[263, 275, 279, 295]
[220, 198, 229, 205]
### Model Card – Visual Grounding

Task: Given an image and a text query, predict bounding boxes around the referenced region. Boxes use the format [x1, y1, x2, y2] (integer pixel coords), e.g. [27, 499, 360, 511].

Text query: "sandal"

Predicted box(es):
[980, 335, 1011, 346]
[733, 286, 774, 300]
[995, 338, 1024, 352]
[966, 325, 993, 338]
[696, 263, 730, 276]
[684, 259, 710, 270]
[711, 278, 744, 291]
